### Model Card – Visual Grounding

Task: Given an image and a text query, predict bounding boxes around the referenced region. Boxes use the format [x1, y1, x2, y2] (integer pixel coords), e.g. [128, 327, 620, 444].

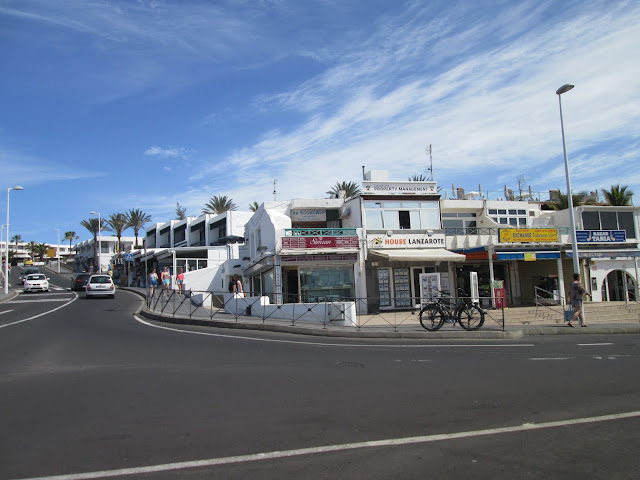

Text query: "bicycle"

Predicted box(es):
[419, 289, 485, 331]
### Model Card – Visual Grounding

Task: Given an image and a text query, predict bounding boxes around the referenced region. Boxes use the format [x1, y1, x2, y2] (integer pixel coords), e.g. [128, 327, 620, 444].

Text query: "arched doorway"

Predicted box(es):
[601, 270, 636, 301]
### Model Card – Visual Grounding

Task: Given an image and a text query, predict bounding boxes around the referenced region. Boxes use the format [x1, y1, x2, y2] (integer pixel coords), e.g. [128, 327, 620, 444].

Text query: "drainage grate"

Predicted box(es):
[330, 361, 365, 369]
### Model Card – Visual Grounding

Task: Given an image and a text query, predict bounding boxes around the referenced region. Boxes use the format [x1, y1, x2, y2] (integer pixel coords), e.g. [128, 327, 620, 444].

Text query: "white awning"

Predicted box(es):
[371, 248, 466, 262]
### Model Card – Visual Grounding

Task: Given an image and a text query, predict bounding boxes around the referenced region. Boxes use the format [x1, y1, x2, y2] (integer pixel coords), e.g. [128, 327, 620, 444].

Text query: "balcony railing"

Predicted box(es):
[284, 228, 357, 237]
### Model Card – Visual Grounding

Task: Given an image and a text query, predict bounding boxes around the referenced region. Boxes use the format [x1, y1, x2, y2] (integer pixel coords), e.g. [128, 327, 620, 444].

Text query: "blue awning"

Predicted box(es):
[496, 251, 561, 260]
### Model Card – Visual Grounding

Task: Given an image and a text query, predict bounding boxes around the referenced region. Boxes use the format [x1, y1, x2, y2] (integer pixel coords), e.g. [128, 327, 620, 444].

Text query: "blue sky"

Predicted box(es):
[1, 0, 639, 246]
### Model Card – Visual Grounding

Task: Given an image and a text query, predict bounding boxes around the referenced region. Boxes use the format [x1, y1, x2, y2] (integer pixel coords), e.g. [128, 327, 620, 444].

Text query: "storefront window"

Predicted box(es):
[299, 266, 354, 302]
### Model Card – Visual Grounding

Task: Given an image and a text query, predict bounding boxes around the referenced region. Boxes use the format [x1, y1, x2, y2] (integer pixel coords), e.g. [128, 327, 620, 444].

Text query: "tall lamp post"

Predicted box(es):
[4, 186, 24, 294]
[52, 227, 61, 273]
[90, 211, 101, 273]
[556, 83, 581, 275]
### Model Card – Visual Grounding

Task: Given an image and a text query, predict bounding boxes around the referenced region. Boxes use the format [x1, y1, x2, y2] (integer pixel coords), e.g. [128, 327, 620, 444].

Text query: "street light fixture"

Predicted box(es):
[90, 211, 101, 273]
[556, 83, 580, 275]
[52, 227, 61, 274]
[4, 186, 24, 294]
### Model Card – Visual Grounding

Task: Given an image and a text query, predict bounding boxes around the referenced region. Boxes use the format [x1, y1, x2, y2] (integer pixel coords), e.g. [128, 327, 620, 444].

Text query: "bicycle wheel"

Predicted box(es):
[419, 305, 445, 331]
[457, 304, 485, 330]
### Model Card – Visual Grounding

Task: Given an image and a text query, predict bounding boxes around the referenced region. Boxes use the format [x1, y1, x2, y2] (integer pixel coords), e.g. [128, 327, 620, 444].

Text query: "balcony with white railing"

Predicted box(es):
[284, 228, 357, 237]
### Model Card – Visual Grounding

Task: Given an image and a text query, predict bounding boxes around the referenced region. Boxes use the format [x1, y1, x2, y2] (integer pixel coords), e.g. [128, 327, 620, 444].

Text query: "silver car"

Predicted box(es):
[23, 273, 50, 293]
[85, 274, 115, 299]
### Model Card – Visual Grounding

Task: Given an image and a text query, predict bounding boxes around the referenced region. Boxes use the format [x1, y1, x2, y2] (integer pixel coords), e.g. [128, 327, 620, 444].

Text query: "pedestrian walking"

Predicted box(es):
[176, 267, 184, 295]
[161, 266, 171, 297]
[232, 274, 244, 297]
[148, 269, 158, 296]
[568, 273, 591, 327]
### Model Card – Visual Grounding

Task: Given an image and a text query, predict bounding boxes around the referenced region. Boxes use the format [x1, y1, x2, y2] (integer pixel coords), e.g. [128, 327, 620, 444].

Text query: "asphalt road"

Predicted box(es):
[1, 267, 639, 479]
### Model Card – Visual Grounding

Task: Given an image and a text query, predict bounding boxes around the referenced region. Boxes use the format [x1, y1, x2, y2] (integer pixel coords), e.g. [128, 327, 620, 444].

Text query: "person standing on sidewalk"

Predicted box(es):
[148, 269, 158, 296]
[568, 273, 591, 327]
[176, 267, 185, 295]
[161, 266, 171, 297]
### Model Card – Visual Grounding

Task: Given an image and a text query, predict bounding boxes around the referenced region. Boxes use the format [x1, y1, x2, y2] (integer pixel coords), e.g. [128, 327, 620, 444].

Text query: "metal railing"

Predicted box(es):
[284, 228, 357, 237]
[534, 286, 565, 320]
[143, 288, 506, 332]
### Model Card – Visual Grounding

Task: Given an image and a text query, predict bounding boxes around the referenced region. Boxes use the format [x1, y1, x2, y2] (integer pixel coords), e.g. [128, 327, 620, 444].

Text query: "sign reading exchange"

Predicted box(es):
[499, 228, 558, 243]
[576, 230, 626, 243]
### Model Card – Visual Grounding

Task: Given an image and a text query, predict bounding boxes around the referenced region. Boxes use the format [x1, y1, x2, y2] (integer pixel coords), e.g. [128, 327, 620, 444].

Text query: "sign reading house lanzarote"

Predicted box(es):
[282, 236, 359, 249]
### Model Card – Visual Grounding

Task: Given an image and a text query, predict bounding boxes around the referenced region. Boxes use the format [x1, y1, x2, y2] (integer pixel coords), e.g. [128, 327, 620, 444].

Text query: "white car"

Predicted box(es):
[23, 273, 50, 292]
[85, 274, 115, 299]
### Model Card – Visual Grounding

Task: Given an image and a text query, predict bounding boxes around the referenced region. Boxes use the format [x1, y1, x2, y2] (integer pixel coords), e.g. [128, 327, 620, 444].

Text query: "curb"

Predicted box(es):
[120, 288, 640, 340]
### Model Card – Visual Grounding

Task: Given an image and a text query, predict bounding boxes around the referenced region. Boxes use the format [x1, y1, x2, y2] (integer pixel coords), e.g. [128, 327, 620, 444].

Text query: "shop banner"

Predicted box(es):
[367, 233, 445, 248]
[576, 230, 626, 243]
[499, 228, 558, 243]
[282, 236, 359, 249]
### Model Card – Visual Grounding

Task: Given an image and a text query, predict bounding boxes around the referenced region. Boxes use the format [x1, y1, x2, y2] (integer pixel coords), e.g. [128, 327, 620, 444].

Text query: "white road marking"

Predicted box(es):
[0, 293, 78, 329]
[133, 315, 534, 348]
[0, 309, 14, 315]
[529, 357, 573, 361]
[7, 298, 75, 303]
[578, 343, 614, 346]
[14, 410, 640, 480]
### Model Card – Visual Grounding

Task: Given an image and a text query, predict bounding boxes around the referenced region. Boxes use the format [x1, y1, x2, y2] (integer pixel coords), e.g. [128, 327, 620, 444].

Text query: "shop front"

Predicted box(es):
[366, 232, 465, 311]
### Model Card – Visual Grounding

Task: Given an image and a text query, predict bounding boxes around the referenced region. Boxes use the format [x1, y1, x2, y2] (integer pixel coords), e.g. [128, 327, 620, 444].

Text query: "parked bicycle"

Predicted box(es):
[419, 289, 485, 331]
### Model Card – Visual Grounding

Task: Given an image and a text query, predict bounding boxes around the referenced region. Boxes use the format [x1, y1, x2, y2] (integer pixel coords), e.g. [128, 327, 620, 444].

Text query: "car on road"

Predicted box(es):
[85, 274, 115, 299]
[19, 267, 40, 285]
[70, 273, 91, 291]
[23, 273, 50, 293]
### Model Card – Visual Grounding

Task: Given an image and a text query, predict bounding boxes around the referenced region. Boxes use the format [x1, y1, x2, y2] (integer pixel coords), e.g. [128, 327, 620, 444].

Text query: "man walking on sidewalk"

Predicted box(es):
[568, 273, 591, 327]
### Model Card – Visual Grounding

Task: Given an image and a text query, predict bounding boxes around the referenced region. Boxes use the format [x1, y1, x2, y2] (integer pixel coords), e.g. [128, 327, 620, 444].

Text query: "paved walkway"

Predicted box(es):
[120, 286, 640, 339]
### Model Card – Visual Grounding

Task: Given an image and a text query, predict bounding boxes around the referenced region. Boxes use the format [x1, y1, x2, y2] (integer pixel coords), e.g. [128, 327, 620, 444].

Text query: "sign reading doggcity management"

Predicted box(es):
[290, 209, 326, 222]
[499, 228, 558, 243]
[362, 181, 438, 195]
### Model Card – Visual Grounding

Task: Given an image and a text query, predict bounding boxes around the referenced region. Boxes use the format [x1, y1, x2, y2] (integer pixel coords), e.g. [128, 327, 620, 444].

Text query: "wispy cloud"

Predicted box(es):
[144, 146, 193, 159]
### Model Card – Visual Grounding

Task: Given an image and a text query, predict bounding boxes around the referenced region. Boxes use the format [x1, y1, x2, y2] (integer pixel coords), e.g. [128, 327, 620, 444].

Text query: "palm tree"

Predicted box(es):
[125, 209, 152, 247]
[249, 201, 260, 212]
[176, 202, 187, 220]
[547, 190, 596, 210]
[202, 195, 238, 215]
[601, 184, 634, 206]
[35, 243, 50, 261]
[64, 231, 79, 258]
[80, 217, 111, 264]
[409, 174, 428, 181]
[11, 234, 22, 251]
[326, 181, 361, 199]
[106, 213, 129, 253]
[25, 241, 37, 257]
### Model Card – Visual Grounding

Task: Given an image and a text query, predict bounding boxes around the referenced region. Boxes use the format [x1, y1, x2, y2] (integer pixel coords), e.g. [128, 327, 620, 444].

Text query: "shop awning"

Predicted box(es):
[280, 248, 360, 255]
[496, 251, 561, 260]
[370, 248, 466, 262]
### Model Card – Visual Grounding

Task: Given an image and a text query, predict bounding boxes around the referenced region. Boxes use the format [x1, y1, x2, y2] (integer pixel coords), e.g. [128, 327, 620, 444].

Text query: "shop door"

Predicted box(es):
[411, 267, 436, 307]
[284, 269, 299, 303]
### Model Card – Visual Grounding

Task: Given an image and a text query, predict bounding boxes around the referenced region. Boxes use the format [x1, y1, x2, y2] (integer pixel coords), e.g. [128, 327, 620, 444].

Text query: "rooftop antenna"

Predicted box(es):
[273, 179, 277, 201]
[425, 144, 433, 181]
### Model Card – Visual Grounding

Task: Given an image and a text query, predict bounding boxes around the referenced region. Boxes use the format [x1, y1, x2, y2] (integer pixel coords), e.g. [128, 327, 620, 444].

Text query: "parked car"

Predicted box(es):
[23, 273, 50, 293]
[85, 274, 115, 299]
[70, 273, 91, 291]
[19, 267, 40, 285]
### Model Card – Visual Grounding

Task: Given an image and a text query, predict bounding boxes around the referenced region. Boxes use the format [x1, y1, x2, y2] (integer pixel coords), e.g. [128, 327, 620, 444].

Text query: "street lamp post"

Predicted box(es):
[4, 186, 24, 294]
[52, 227, 61, 273]
[90, 211, 101, 273]
[556, 84, 581, 275]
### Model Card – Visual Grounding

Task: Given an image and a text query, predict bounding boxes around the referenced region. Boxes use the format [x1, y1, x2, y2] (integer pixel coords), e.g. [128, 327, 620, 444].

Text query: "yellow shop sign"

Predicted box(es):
[499, 228, 558, 243]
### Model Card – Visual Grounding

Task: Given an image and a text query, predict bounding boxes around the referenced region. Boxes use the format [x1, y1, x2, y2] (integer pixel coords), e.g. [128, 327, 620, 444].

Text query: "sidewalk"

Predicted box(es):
[120, 286, 640, 339]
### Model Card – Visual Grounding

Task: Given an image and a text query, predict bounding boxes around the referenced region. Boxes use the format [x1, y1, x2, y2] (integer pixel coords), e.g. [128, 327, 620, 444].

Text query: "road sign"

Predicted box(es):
[125, 253, 134, 262]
